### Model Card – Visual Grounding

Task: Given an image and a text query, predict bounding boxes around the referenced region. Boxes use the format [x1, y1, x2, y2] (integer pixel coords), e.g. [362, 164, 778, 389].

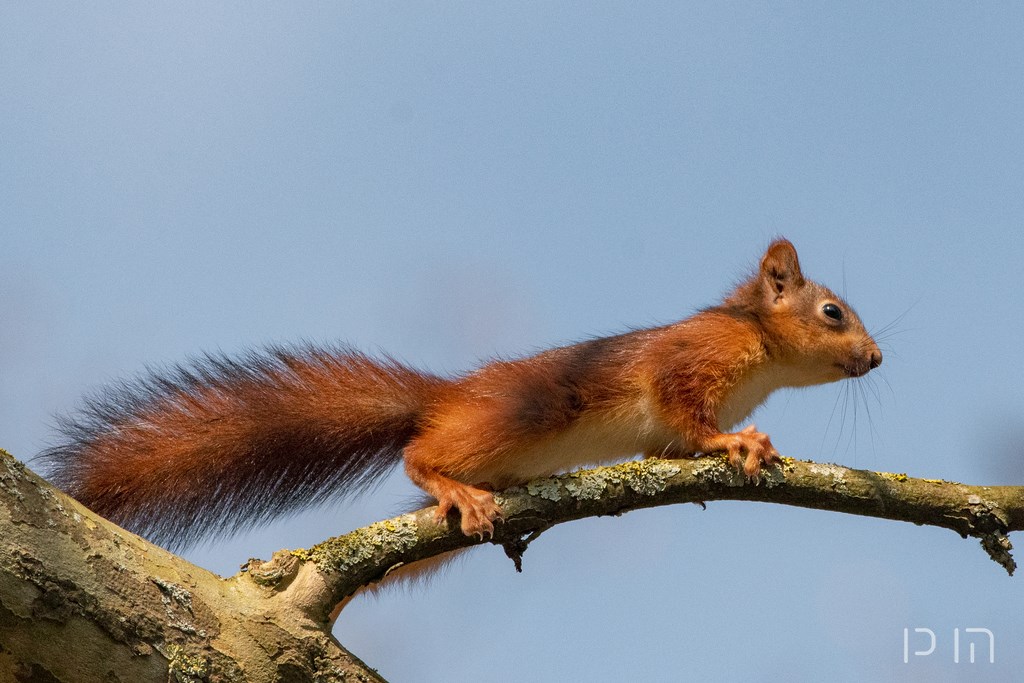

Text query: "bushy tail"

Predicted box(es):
[40, 345, 447, 550]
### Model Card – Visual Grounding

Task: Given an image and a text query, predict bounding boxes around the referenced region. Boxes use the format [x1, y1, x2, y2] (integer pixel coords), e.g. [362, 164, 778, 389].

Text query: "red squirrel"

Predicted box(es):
[44, 239, 881, 548]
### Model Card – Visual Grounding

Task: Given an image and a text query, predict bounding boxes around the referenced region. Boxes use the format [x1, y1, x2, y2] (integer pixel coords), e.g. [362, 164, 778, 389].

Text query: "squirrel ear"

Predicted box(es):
[759, 239, 805, 301]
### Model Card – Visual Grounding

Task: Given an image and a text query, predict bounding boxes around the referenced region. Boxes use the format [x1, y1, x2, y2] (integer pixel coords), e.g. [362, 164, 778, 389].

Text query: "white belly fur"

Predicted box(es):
[480, 397, 679, 485]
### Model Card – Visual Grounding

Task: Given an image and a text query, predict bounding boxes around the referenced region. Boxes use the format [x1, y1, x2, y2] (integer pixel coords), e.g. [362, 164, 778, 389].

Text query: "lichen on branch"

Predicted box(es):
[273, 456, 1023, 618]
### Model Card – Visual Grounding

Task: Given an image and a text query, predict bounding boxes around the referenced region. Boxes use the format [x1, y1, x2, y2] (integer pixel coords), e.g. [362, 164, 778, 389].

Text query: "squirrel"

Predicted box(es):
[42, 239, 881, 549]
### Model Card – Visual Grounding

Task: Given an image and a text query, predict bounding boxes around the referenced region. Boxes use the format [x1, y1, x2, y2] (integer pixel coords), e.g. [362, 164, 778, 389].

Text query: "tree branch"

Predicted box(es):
[258, 457, 1022, 622]
[5, 444, 1022, 681]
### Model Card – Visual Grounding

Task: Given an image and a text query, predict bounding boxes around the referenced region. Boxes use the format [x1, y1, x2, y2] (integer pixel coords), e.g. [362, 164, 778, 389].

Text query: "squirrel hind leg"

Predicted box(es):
[403, 443, 503, 539]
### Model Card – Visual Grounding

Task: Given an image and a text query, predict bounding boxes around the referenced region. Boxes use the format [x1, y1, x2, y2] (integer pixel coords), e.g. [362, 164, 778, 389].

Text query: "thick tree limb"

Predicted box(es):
[0, 449, 384, 683]
[3, 445, 1022, 682]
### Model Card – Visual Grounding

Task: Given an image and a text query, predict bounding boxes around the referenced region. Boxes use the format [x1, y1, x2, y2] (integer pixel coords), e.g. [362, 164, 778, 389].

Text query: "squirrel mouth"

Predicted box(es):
[837, 362, 871, 378]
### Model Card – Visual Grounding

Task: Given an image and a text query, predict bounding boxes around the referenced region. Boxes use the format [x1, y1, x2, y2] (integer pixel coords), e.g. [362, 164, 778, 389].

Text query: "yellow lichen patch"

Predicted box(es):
[166, 644, 209, 683]
[564, 467, 614, 500]
[875, 472, 908, 482]
[618, 459, 681, 496]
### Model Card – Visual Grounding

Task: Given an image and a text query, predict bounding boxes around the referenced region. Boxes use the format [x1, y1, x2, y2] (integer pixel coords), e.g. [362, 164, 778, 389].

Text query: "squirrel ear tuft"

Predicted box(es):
[760, 238, 805, 299]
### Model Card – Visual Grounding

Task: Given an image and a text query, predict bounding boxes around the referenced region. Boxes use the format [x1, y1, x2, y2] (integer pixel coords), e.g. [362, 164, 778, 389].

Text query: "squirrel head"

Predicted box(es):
[731, 239, 882, 386]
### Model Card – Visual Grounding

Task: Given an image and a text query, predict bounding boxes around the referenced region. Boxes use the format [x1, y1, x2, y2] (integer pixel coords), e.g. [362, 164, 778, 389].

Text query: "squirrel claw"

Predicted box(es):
[435, 485, 503, 539]
[706, 425, 780, 480]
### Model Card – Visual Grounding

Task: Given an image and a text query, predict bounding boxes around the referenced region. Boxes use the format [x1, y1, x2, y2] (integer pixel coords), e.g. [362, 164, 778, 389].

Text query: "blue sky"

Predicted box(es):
[3, 3, 1023, 681]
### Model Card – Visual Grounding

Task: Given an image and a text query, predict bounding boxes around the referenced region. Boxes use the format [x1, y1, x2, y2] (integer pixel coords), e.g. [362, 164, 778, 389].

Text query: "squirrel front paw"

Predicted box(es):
[704, 424, 782, 479]
[434, 485, 504, 539]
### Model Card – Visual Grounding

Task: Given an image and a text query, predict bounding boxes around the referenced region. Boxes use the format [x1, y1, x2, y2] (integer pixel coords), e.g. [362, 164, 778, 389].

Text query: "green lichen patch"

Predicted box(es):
[564, 459, 682, 500]
[758, 465, 787, 488]
[809, 463, 850, 492]
[526, 478, 562, 501]
[305, 514, 419, 573]
[693, 456, 744, 487]
[690, 455, 785, 488]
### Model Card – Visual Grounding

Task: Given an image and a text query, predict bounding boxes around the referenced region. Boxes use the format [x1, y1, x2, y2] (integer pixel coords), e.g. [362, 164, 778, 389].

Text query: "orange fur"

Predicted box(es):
[43, 239, 881, 546]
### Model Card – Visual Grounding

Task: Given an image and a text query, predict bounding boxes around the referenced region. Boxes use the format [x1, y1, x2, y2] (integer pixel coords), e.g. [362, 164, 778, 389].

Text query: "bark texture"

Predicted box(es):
[0, 449, 383, 683]
[3, 446, 1022, 682]
[288, 456, 1023, 613]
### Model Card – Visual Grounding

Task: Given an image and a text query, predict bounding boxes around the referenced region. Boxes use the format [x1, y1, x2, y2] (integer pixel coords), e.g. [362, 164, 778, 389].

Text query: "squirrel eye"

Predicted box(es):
[822, 303, 843, 321]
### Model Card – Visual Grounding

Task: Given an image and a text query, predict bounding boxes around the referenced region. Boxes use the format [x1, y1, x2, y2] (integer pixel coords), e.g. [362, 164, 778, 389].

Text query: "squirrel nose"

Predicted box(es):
[869, 349, 882, 369]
